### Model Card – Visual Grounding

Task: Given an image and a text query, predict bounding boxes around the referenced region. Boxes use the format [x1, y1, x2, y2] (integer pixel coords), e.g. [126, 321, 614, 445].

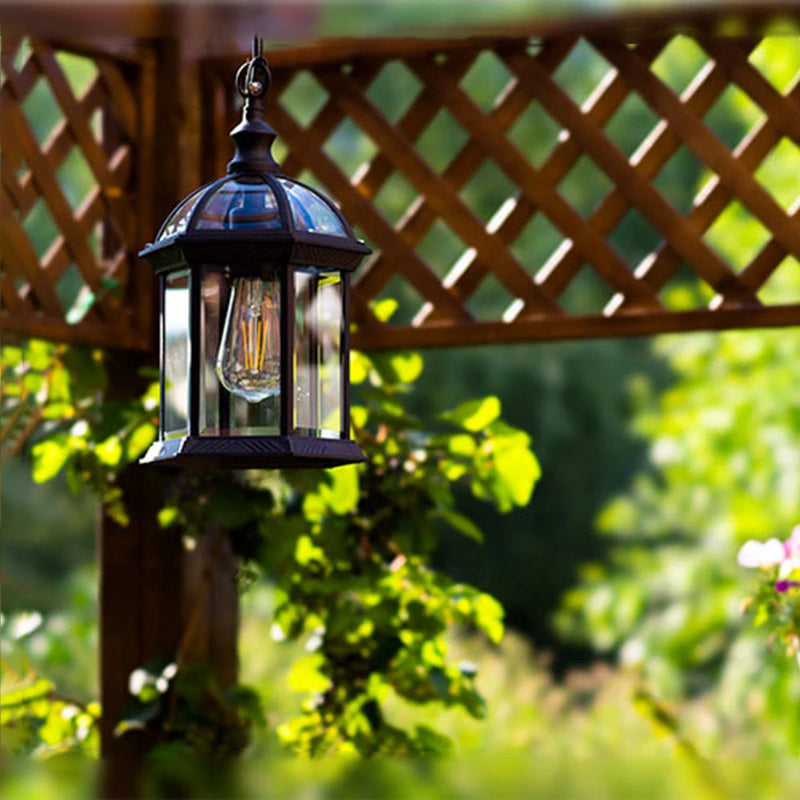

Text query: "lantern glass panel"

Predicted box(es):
[199, 266, 224, 435]
[195, 177, 282, 230]
[280, 179, 347, 236]
[163, 270, 190, 438]
[294, 269, 343, 439]
[199, 265, 281, 436]
[158, 188, 204, 240]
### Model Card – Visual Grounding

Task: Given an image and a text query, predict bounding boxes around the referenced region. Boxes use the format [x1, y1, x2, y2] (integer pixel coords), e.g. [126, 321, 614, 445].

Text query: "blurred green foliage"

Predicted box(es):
[1, 337, 539, 781]
[557, 35, 800, 752]
[7, 19, 800, 798]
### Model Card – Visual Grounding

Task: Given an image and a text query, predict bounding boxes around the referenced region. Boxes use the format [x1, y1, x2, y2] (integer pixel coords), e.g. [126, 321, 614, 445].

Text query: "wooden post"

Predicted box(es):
[98, 453, 184, 798]
[98, 37, 239, 796]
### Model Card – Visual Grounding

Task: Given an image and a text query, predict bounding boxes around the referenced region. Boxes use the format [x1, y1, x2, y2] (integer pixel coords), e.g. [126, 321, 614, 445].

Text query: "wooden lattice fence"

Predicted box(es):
[203, 33, 800, 350]
[0, 36, 154, 349]
[4, 14, 800, 352]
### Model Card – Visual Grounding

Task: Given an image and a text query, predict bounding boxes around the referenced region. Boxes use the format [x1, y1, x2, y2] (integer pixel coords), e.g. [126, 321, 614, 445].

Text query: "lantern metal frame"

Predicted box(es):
[139, 37, 371, 469]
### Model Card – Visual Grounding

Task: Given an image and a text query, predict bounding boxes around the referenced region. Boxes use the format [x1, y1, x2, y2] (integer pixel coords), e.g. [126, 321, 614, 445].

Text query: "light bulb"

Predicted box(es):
[216, 277, 280, 403]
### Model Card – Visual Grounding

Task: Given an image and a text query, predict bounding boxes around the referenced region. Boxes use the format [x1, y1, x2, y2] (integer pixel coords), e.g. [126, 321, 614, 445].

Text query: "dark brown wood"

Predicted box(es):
[267, 97, 474, 322]
[352, 304, 800, 351]
[181, 530, 239, 689]
[7, 14, 800, 350]
[98, 37, 236, 799]
[503, 47, 762, 307]
[98, 461, 184, 799]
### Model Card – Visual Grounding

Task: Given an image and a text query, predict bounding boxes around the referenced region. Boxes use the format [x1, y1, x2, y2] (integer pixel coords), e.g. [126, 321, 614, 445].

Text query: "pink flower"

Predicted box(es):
[737, 538, 785, 568]
[785, 526, 800, 560]
[775, 580, 800, 593]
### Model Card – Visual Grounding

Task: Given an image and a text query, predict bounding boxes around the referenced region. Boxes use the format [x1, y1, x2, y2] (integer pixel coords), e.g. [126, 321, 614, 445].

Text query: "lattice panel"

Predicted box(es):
[202, 33, 800, 350]
[0, 36, 152, 349]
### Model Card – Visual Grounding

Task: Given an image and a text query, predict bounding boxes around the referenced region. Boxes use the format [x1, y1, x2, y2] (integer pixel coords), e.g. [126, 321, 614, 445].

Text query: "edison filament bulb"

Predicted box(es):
[216, 276, 281, 403]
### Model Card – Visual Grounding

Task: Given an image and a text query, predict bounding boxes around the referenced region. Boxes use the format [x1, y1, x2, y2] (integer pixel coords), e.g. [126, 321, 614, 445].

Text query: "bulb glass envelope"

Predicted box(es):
[138, 172, 371, 468]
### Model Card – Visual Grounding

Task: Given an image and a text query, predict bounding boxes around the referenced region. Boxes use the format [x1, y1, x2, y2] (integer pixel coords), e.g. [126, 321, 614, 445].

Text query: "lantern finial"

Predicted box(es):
[227, 36, 280, 175]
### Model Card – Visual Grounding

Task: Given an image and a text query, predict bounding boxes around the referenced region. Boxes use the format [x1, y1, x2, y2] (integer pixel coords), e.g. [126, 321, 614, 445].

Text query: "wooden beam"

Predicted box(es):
[351, 304, 800, 351]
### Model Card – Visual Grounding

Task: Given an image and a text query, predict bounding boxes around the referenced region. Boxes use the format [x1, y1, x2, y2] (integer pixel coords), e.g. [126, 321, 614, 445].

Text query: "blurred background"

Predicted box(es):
[5, 1, 800, 797]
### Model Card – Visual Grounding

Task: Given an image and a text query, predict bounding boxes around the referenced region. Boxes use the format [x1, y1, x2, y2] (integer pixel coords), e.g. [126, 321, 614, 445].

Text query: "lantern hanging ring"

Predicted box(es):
[235, 36, 272, 100]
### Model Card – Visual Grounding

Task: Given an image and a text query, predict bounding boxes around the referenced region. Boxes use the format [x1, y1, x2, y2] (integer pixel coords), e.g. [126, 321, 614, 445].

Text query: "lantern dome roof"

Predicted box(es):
[139, 38, 369, 273]
[156, 173, 353, 242]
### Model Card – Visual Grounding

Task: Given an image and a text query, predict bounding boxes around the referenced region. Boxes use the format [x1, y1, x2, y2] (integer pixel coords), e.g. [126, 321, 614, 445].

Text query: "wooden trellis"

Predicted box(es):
[202, 32, 800, 350]
[0, 36, 154, 349]
[4, 9, 800, 354]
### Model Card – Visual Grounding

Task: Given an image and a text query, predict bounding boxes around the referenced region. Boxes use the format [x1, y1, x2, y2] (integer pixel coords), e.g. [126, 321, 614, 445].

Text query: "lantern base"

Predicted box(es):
[140, 435, 366, 469]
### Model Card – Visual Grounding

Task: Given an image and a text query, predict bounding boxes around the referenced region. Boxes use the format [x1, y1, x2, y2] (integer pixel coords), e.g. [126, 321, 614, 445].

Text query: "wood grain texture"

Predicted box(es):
[6, 19, 800, 351]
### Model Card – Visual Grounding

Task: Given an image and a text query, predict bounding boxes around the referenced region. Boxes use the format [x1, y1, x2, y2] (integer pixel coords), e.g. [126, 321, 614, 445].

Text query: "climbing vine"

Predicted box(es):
[1, 327, 539, 769]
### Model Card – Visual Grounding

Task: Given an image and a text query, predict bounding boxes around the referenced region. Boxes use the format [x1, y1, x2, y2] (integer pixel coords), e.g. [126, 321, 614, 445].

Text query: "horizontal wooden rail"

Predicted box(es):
[4, 5, 800, 350]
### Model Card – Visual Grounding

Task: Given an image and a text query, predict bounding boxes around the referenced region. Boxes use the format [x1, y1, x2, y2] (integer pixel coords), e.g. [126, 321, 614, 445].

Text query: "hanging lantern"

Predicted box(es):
[139, 38, 370, 468]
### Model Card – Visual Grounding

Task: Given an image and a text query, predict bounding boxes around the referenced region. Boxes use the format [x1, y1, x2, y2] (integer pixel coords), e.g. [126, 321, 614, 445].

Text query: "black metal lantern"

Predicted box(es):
[139, 38, 370, 469]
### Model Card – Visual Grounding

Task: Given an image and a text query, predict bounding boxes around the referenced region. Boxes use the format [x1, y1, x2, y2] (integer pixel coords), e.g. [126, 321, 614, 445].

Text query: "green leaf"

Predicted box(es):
[371, 298, 398, 322]
[428, 668, 450, 700]
[493, 445, 540, 507]
[41, 402, 75, 420]
[126, 422, 157, 461]
[351, 405, 369, 429]
[350, 351, 371, 384]
[437, 507, 483, 542]
[295, 535, 325, 566]
[287, 654, 332, 693]
[413, 724, 453, 756]
[328, 465, 360, 514]
[389, 352, 424, 384]
[0, 677, 54, 708]
[447, 433, 476, 456]
[27, 340, 54, 371]
[31, 436, 71, 483]
[473, 593, 504, 643]
[96, 436, 123, 467]
[442, 396, 501, 432]
[157, 507, 180, 528]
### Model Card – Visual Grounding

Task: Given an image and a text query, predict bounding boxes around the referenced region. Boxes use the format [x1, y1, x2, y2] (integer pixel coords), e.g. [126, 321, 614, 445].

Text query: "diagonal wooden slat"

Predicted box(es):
[587, 45, 759, 314]
[421, 37, 670, 325]
[503, 45, 763, 306]
[277, 61, 383, 182]
[632, 74, 800, 301]
[406, 53, 664, 313]
[0, 184, 64, 314]
[698, 37, 800, 149]
[595, 40, 800, 268]
[31, 43, 135, 244]
[315, 64, 563, 315]
[5, 97, 119, 319]
[366, 36, 579, 323]
[268, 95, 474, 323]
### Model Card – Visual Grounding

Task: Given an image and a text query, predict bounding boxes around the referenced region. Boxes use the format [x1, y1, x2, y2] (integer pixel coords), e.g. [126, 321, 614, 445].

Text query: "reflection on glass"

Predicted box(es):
[230, 392, 279, 436]
[195, 177, 281, 230]
[163, 271, 189, 437]
[158, 189, 204, 240]
[280, 179, 347, 236]
[200, 268, 223, 435]
[295, 269, 343, 439]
